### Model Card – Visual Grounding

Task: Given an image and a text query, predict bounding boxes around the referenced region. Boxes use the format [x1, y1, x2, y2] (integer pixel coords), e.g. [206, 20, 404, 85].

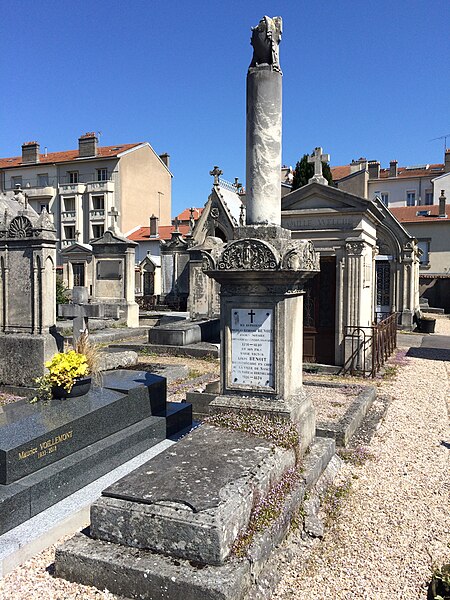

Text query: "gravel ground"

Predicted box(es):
[273, 344, 450, 599]
[0, 334, 448, 599]
[309, 384, 362, 422]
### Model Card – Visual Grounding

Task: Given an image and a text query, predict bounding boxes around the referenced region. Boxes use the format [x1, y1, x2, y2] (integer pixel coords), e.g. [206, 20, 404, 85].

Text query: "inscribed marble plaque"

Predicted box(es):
[231, 308, 274, 389]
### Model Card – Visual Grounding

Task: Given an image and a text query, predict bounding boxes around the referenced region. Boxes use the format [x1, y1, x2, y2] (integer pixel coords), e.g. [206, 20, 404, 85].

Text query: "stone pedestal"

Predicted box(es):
[207, 226, 319, 453]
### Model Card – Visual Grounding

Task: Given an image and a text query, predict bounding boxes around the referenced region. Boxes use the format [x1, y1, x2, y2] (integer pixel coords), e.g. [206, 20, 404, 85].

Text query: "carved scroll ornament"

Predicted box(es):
[218, 239, 278, 271]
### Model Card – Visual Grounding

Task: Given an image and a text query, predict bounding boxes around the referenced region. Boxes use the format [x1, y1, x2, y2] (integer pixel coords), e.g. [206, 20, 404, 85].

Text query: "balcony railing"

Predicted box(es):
[90, 209, 105, 219]
[5, 173, 115, 190]
[61, 211, 76, 221]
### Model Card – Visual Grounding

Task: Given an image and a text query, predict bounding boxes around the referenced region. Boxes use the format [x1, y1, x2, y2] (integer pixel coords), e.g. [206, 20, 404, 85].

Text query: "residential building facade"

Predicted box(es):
[332, 149, 450, 208]
[0, 134, 172, 262]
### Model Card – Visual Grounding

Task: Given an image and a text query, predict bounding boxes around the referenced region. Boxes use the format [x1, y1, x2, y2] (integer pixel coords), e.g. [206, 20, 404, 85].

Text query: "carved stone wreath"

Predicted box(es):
[8, 216, 33, 238]
[218, 239, 278, 270]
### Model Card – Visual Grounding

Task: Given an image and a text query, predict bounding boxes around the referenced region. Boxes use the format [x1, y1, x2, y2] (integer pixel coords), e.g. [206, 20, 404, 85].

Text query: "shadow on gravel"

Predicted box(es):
[406, 347, 450, 362]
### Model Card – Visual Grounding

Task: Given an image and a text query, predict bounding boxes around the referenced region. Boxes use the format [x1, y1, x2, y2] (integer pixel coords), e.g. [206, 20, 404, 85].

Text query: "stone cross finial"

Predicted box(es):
[189, 207, 195, 233]
[308, 147, 330, 185]
[108, 207, 119, 231]
[209, 166, 223, 185]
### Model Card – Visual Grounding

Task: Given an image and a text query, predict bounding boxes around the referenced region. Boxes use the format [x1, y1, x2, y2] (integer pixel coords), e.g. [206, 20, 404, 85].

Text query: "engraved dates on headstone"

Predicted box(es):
[230, 308, 274, 389]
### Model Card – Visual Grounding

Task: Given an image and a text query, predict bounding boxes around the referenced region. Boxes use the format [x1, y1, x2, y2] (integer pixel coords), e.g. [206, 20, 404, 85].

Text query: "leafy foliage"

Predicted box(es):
[291, 153, 334, 190]
[56, 274, 69, 304]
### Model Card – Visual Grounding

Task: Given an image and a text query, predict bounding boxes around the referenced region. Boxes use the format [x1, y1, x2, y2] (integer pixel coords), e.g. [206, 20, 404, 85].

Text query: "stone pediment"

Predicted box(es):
[60, 242, 93, 255]
[281, 182, 375, 214]
[91, 229, 137, 247]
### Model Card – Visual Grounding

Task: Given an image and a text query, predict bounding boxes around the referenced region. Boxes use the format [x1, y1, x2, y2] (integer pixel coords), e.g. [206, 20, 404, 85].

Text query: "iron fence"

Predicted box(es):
[343, 312, 398, 378]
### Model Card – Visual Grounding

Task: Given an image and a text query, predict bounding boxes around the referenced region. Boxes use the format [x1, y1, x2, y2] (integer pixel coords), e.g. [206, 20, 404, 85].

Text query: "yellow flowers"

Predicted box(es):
[45, 351, 89, 392]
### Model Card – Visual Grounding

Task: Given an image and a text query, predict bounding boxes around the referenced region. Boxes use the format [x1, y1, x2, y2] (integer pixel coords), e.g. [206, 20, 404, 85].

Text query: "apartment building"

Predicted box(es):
[0, 133, 172, 262]
[332, 148, 450, 208]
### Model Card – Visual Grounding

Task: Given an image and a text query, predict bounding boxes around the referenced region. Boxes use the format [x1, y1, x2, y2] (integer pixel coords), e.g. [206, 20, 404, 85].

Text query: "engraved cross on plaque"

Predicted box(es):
[209, 165, 223, 185]
[308, 147, 330, 185]
[248, 309, 256, 323]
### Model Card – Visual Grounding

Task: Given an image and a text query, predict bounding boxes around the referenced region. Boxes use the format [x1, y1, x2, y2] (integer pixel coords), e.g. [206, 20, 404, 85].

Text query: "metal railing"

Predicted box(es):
[343, 312, 398, 378]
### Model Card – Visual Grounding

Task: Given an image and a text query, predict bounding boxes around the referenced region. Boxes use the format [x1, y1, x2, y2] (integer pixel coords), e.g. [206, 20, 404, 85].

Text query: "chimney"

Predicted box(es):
[78, 132, 98, 158]
[389, 160, 398, 177]
[159, 153, 170, 168]
[368, 160, 380, 179]
[439, 190, 447, 218]
[22, 141, 40, 164]
[445, 149, 450, 173]
[149, 214, 159, 236]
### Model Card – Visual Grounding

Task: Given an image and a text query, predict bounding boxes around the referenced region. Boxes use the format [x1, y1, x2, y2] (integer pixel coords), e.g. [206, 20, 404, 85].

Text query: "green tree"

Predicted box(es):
[56, 274, 69, 305]
[291, 153, 334, 190]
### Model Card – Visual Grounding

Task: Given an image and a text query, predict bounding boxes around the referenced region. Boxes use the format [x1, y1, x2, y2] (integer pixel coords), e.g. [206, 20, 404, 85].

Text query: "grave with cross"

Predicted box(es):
[58, 286, 114, 345]
[308, 146, 330, 185]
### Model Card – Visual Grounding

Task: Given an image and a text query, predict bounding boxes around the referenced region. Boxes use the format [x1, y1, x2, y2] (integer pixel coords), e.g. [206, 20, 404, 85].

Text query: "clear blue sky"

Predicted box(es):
[1, 0, 449, 217]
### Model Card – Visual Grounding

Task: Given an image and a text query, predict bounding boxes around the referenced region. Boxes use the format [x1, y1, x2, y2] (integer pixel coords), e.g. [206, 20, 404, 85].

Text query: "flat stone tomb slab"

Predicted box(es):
[0, 385, 154, 484]
[91, 424, 295, 565]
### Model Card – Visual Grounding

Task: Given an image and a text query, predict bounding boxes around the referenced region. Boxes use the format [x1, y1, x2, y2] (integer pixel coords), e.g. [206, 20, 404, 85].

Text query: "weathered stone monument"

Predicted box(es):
[0, 190, 59, 386]
[90, 211, 140, 327]
[55, 17, 336, 600]
[207, 15, 319, 451]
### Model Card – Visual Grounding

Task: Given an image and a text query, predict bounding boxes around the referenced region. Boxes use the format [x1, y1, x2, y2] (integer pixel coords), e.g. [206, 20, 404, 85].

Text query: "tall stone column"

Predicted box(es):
[246, 16, 282, 226]
[207, 17, 320, 454]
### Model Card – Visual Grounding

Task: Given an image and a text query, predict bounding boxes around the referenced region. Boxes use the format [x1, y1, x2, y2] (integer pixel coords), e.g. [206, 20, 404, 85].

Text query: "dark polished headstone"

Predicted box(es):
[0, 386, 152, 484]
[100, 370, 166, 414]
[0, 415, 166, 535]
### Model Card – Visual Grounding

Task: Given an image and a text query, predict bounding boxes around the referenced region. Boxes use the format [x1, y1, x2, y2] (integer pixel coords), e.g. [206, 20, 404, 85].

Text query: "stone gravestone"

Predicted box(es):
[58, 286, 115, 345]
[90, 212, 139, 327]
[207, 15, 320, 452]
[0, 190, 60, 386]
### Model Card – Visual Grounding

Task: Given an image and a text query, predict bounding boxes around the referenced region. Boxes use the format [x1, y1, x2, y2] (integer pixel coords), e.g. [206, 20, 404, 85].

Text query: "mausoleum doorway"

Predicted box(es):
[303, 257, 336, 364]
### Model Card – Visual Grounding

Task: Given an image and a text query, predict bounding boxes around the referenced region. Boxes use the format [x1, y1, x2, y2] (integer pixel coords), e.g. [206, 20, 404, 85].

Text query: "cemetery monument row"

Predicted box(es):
[54, 16, 336, 600]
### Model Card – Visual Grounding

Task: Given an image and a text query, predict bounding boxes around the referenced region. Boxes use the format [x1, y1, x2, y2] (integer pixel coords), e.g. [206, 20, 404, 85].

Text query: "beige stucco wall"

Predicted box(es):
[336, 170, 368, 198]
[368, 176, 434, 207]
[119, 145, 172, 233]
[402, 221, 450, 274]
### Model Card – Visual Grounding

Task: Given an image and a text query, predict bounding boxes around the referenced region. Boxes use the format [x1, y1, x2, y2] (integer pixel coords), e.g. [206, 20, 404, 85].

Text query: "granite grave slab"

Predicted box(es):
[0, 386, 153, 484]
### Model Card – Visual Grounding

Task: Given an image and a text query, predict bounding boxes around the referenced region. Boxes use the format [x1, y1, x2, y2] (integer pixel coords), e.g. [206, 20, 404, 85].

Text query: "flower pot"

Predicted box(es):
[52, 376, 91, 399]
[418, 318, 436, 334]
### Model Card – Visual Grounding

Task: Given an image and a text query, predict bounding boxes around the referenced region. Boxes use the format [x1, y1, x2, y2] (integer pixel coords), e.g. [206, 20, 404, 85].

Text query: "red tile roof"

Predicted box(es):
[128, 224, 191, 242]
[331, 165, 352, 180]
[379, 164, 444, 179]
[0, 143, 142, 168]
[176, 207, 203, 221]
[390, 205, 450, 223]
[331, 162, 445, 181]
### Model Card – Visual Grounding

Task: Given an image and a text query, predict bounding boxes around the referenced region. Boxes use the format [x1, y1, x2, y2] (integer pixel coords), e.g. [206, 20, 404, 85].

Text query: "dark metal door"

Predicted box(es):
[72, 263, 85, 287]
[303, 257, 336, 365]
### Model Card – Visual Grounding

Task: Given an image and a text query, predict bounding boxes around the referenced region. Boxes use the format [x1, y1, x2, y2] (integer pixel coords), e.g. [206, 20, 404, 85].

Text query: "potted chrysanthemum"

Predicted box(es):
[32, 333, 99, 402]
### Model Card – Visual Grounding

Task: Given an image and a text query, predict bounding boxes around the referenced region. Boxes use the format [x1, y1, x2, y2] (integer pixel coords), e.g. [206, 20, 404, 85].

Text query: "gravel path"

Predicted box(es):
[0, 333, 448, 599]
[274, 342, 450, 599]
